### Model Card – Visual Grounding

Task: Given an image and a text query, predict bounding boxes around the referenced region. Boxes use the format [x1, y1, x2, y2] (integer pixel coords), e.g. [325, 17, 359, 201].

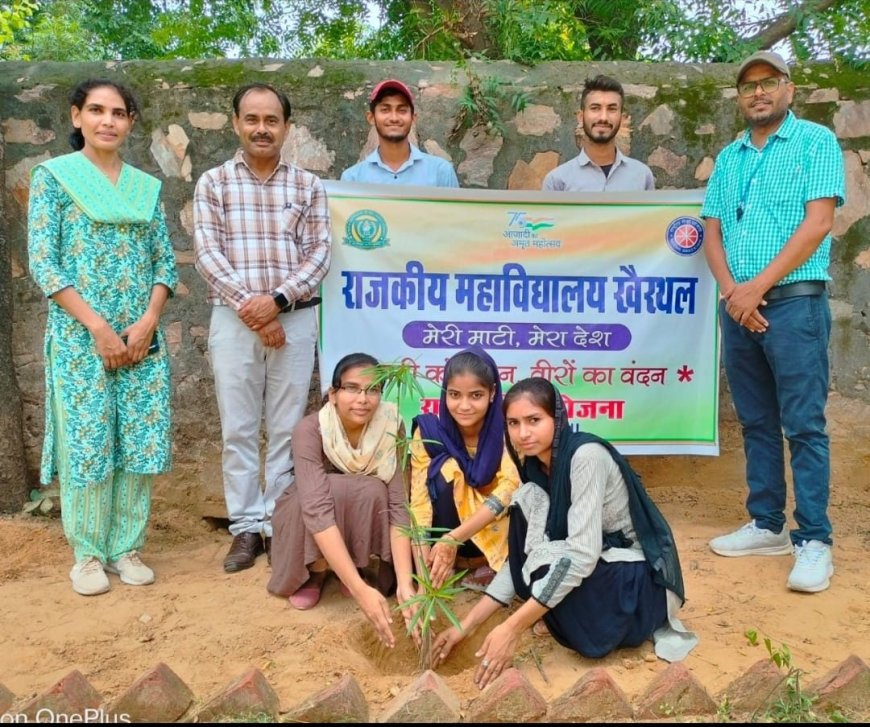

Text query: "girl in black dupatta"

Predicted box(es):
[433, 377, 696, 690]
[408, 347, 520, 592]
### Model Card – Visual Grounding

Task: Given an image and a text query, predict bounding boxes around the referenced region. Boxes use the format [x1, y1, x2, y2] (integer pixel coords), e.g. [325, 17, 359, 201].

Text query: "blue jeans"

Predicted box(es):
[720, 294, 832, 545]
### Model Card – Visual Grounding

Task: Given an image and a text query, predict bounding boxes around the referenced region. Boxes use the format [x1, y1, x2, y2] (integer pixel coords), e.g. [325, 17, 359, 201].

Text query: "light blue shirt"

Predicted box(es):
[701, 111, 845, 285]
[340, 144, 459, 187]
[542, 148, 655, 192]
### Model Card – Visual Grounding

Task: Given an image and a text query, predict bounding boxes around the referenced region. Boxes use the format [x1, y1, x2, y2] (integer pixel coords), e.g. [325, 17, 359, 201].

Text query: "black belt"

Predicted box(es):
[764, 281, 825, 301]
[283, 296, 321, 312]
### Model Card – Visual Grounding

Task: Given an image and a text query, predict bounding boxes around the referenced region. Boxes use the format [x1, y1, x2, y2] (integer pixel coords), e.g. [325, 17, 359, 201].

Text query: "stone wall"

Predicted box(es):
[2, 59, 868, 509]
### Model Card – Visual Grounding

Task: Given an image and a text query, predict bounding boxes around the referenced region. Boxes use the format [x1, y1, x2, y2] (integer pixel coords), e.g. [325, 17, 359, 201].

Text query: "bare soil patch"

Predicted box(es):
[1, 393, 868, 717]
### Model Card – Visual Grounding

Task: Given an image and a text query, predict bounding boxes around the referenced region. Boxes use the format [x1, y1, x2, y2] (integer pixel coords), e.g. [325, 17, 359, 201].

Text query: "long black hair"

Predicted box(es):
[68, 79, 140, 151]
[503, 377, 573, 539]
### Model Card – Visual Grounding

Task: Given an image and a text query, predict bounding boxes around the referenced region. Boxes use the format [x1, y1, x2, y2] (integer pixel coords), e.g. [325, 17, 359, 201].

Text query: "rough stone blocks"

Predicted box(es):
[718, 657, 787, 715]
[16, 670, 102, 720]
[635, 662, 717, 719]
[809, 654, 870, 719]
[195, 666, 279, 722]
[286, 673, 369, 723]
[378, 669, 461, 723]
[106, 662, 194, 723]
[466, 667, 548, 723]
[548, 666, 633, 722]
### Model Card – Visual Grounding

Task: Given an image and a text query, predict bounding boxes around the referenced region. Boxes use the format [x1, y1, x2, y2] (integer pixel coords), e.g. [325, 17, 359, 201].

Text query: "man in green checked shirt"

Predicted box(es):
[700, 51, 846, 593]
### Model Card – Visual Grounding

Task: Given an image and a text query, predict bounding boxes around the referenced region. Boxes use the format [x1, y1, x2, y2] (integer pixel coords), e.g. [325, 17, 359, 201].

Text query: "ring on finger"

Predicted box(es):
[482, 660, 490, 668]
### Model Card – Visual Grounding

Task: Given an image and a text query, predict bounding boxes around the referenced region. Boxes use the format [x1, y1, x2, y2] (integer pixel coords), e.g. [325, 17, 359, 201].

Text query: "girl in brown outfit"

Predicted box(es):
[267, 353, 414, 647]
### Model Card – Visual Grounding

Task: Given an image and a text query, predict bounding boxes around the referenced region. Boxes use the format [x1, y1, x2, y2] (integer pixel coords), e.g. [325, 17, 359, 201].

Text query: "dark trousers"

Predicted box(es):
[508, 507, 667, 658]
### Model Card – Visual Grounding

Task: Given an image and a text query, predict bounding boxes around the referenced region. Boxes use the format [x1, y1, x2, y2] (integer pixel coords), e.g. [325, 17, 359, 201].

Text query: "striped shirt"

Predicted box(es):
[701, 111, 845, 285]
[485, 443, 643, 609]
[193, 150, 332, 309]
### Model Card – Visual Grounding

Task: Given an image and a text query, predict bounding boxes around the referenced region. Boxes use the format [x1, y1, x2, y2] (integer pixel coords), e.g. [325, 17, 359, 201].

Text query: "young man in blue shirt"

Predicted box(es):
[341, 79, 459, 187]
[701, 51, 845, 593]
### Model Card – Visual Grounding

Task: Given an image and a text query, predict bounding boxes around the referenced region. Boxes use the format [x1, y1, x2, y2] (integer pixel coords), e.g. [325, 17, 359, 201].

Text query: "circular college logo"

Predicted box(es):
[343, 209, 390, 250]
[665, 216, 704, 256]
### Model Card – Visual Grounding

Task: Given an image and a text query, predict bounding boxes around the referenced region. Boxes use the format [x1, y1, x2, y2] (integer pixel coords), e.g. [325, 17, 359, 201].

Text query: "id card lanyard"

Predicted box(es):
[736, 139, 773, 222]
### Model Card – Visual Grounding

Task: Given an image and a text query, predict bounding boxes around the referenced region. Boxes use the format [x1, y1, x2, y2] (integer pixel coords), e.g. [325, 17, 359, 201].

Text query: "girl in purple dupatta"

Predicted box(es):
[408, 347, 520, 591]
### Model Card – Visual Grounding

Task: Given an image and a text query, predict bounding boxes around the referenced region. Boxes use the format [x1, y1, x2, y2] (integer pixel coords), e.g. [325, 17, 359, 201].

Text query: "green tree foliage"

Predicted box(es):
[638, 0, 869, 64]
[3, 0, 867, 65]
[2, 0, 283, 60]
[286, 0, 868, 65]
[0, 0, 37, 45]
[2, 0, 99, 60]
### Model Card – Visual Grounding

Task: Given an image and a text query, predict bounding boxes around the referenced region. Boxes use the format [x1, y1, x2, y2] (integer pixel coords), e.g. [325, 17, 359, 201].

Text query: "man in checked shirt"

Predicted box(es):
[194, 83, 331, 573]
[701, 52, 845, 593]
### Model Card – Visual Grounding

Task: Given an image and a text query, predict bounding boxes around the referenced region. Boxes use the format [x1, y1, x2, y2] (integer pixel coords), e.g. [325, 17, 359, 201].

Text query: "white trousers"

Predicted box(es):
[208, 305, 317, 537]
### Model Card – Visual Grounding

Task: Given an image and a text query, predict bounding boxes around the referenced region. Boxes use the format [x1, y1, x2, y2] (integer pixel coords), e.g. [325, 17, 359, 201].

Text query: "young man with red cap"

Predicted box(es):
[341, 79, 459, 187]
[701, 51, 845, 593]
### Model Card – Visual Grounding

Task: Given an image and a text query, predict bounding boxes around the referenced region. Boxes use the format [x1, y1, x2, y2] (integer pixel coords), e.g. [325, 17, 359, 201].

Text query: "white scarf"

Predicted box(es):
[319, 400, 398, 482]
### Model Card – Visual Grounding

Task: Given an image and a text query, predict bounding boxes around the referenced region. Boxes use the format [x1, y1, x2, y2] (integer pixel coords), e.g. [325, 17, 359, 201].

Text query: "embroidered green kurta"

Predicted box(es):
[28, 153, 178, 488]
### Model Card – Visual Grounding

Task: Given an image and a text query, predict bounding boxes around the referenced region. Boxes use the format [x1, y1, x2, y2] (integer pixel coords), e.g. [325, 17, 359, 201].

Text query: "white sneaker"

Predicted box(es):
[105, 551, 155, 586]
[788, 540, 833, 593]
[70, 556, 111, 596]
[709, 520, 793, 557]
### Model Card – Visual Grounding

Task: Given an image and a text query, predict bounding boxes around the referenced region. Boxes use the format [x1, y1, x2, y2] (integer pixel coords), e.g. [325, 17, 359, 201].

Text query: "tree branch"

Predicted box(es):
[408, 0, 495, 55]
[746, 0, 842, 49]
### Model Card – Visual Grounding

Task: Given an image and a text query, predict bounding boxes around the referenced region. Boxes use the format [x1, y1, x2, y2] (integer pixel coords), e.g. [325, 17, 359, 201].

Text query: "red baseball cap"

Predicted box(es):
[369, 79, 415, 110]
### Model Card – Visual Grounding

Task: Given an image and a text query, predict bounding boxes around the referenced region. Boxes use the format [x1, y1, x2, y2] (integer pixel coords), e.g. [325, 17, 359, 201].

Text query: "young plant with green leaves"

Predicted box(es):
[743, 629, 834, 723]
[364, 359, 469, 670]
[451, 68, 531, 139]
[395, 509, 468, 670]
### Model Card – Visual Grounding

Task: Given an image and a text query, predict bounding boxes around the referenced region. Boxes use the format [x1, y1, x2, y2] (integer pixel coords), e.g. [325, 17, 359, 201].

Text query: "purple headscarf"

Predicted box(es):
[412, 347, 505, 501]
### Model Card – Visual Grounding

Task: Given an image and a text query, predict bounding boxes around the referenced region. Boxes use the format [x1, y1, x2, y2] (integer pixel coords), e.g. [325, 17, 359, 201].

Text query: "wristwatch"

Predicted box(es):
[272, 292, 290, 312]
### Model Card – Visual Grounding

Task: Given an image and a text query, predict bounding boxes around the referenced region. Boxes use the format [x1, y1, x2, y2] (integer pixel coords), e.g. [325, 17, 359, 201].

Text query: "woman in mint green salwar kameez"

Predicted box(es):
[27, 79, 177, 596]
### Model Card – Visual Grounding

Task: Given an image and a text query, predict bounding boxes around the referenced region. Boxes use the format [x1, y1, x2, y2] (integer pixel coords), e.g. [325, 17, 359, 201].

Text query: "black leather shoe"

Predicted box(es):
[264, 536, 272, 566]
[223, 532, 264, 573]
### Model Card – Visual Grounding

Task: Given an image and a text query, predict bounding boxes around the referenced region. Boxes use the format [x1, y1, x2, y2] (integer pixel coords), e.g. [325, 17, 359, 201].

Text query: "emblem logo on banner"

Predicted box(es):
[344, 209, 390, 250]
[666, 216, 704, 256]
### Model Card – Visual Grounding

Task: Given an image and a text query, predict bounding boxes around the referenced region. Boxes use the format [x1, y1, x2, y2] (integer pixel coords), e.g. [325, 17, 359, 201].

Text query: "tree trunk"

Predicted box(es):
[747, 0, 842, 50]
[409, 0, 498, 56]
[0, 130, 30, 512]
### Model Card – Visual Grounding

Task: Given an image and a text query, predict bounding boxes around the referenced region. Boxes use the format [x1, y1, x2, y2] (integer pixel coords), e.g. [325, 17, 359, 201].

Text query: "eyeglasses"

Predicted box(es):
[737, 76, 786, 97]
[338, 384, 382, 398]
